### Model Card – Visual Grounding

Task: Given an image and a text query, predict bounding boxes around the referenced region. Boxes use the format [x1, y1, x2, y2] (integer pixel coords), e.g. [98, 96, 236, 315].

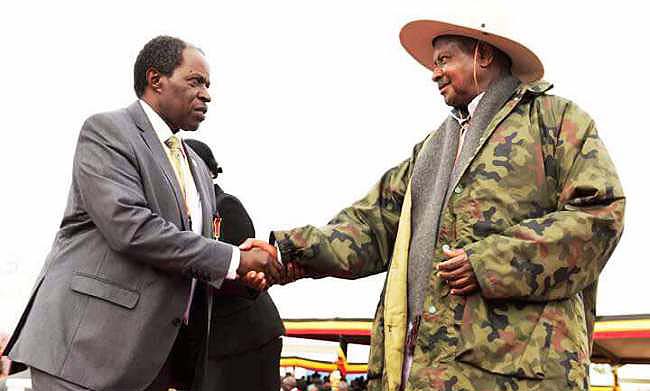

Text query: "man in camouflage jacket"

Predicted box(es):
[269, 19, 625, 391]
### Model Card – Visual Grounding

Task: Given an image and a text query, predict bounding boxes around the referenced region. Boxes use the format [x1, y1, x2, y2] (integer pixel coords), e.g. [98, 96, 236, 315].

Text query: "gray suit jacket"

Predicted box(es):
[6, 102, 234, 391]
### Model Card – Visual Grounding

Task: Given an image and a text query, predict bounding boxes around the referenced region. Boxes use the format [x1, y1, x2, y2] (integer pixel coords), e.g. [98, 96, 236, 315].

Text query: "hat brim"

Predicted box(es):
[400, 20, 543, 83]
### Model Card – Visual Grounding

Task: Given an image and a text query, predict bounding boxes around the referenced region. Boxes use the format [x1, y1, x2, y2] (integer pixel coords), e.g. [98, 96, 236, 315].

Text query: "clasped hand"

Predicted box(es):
[436, 245, 479, 296]
[236, 239, 307, 290]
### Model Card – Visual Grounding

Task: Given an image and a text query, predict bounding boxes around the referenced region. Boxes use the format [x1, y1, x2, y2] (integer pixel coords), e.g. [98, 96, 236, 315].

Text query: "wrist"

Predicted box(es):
[236, 251, 247, 276]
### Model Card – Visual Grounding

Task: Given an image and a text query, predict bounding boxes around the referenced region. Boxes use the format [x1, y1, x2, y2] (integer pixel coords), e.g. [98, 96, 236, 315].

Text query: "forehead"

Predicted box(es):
[176, 47, 210, 78]
[432, 36, 471, 55]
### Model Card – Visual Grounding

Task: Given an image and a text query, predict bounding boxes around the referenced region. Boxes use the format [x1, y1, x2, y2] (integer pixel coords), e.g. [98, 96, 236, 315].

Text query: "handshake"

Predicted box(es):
[236, 238, 308, 290]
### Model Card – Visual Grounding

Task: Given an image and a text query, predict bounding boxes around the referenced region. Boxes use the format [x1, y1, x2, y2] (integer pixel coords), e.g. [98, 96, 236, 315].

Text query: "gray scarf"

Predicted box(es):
[407, 75, 520, 323]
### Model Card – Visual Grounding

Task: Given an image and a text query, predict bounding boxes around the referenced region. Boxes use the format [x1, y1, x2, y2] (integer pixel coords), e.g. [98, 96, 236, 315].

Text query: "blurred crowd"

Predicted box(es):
[281, 372, 367, 391]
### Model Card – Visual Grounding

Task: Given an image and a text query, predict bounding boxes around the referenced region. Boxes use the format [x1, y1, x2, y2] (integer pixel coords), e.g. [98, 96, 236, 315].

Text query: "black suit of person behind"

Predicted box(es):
[185, 138, 284, 391]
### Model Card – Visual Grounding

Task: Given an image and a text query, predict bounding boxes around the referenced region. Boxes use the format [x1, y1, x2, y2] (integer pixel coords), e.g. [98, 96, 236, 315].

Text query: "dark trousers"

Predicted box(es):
[201, 337, 282, 391]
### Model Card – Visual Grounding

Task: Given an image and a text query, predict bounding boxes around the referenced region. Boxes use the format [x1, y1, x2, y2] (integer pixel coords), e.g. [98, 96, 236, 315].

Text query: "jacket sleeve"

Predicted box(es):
[465, 99, 625, 301]
[74, 112, 232, 286]
[272, 140, 426, 279]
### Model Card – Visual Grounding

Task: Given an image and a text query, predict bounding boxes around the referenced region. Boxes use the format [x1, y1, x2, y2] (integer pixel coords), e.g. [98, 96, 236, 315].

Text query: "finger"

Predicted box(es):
[254, 277, 267, 290]
[254, 271, 266, 283]
[259, 245, 278, 261]
[438, 263, 472, 280]
[240, 270, 255, 283]
[437, 255, 468, 272]
[240, 239, 277, 259]
[295, 264, 307, 279]
[242, 272, 262, 288]
[239, 238, 255, 250]
[447, 275, 472, 289]
[286, 263, 296, 283]
[442, 245, 465, 258]
[254, 274, 267, 290]
[249, 240, 277, 257]
[451, 282, 479, 296]
[266, 257, 283, 282]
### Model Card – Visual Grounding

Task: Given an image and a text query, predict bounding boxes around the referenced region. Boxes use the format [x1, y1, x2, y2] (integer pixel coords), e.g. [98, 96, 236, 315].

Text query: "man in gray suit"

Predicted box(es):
[3, 36, 280, 391]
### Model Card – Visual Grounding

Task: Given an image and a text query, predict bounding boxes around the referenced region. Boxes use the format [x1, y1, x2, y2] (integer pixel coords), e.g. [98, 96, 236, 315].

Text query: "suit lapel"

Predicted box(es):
[126, 101, 190, 229]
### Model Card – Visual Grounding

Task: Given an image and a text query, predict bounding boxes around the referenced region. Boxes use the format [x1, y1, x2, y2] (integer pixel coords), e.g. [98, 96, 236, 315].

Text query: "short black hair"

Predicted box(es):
[133, 35, 188, 98]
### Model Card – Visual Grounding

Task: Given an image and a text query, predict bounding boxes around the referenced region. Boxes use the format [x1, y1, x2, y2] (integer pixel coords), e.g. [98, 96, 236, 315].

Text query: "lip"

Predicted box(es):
[194, 107, 207, 120]
[438, 83, 449, 93]
[194, 111, 206, 121]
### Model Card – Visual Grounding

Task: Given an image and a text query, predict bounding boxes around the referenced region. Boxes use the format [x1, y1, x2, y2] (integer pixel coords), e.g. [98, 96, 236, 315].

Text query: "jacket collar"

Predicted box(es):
[126, 101, 191, 230]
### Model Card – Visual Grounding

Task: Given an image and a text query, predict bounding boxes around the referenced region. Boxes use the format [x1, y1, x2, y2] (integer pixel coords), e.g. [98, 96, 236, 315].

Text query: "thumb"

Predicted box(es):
[442, 244, 463, 258]
[239, 238, 254, 250]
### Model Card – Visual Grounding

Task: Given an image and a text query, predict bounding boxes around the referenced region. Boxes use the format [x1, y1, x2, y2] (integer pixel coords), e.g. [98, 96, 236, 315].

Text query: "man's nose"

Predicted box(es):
[198, 87, 211, 103]
[431, 67, 443, 83]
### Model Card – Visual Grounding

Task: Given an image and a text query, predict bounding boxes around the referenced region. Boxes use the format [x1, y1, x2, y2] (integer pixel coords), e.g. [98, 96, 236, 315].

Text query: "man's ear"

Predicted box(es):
[477, 42, 495, 68]
[146, 67, 163, 93]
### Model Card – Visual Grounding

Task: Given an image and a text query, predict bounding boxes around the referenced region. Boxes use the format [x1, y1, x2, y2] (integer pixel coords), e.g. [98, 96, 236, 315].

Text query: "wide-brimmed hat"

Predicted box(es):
[400, 19, 544, 83]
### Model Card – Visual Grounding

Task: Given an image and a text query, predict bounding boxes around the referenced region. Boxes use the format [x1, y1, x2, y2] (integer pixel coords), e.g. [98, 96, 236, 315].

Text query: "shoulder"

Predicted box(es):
[521, 81, 595, 129]
[83, 105, 137, 134]
[76, 105, 140, 156]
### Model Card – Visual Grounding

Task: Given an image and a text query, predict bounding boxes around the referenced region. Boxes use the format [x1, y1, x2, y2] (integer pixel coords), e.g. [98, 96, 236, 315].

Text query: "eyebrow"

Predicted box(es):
[187, 73, 210, 88]
[434, 49, 450, 56]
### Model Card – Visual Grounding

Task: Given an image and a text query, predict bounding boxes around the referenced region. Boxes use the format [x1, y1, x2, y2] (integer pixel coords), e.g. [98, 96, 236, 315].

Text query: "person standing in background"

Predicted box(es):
[185, 138, 285, 391]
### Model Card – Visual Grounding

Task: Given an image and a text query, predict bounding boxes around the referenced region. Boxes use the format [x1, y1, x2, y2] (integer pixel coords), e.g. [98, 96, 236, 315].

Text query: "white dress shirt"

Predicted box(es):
[139, 100, 239, 279]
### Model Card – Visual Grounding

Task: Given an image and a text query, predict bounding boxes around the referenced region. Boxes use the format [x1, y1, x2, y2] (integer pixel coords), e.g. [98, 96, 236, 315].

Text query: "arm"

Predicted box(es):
[465, 99, 625, 301]
[74, 113, 238, 285]
[272, 139, 427, 279]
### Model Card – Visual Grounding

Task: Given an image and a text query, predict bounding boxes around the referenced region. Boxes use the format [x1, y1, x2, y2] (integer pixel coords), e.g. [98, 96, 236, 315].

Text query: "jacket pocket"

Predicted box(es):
[454, 297, 547, 379]
[70, 272, 140, 309]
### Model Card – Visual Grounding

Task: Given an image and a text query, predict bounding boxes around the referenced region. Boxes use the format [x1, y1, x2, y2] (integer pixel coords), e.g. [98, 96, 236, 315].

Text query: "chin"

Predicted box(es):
[442, 97, 455, 107]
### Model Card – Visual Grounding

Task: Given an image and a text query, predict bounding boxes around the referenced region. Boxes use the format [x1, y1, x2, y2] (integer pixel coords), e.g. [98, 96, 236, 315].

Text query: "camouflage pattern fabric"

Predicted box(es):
[273, 80, 625, 391]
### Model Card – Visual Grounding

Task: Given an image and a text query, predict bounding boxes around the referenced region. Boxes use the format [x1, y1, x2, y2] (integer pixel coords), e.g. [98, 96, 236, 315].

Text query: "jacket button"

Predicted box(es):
[428, 305, 437, 314]
[172, 318, 181, 327]
[454, 185, 463, 194]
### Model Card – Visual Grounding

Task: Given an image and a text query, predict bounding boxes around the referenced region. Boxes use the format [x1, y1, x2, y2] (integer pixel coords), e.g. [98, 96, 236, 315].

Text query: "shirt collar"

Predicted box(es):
[450, 92, 484, 125]
[139, 99, 178, 145]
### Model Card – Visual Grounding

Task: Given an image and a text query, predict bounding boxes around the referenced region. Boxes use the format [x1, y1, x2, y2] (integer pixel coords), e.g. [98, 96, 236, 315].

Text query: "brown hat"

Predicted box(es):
[400, 19, 544, 83]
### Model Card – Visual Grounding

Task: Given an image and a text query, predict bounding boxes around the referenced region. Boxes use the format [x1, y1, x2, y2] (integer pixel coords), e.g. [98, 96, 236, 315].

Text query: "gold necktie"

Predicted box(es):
[165, 135, 196, 325]
[165, 135, 188, 206]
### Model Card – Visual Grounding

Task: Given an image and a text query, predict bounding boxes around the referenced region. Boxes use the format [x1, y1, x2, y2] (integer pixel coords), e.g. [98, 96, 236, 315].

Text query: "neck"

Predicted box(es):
[456, 72, 514, 112]
[475, 71, 511, 98]
[141, 93, 179, 133]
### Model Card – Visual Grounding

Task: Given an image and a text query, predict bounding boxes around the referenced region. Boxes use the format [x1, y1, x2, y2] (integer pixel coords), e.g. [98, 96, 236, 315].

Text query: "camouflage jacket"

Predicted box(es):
[273, 80, 625, 391]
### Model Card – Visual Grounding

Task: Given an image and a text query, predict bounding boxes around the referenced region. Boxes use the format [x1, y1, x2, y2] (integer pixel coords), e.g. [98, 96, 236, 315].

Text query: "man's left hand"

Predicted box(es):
[240, 270, 268, 291]
[437, 245, 479, 296]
